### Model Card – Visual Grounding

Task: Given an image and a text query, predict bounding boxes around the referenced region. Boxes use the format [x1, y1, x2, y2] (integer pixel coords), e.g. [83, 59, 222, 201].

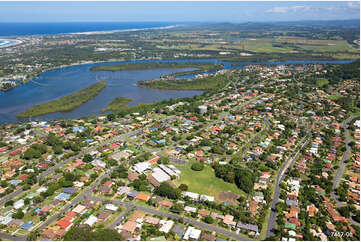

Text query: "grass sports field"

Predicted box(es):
[316, 78, 329, 87]
[174, 163, 246, 202]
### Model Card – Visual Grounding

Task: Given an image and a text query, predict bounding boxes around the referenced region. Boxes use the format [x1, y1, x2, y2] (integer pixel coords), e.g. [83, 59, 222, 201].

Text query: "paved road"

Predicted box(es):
[0, 151, 82, 206]
[33, 129, 47, 138]
[0, 232, 26, 241]
[88, 195, 249, 241]
[108, 206, 133, 229]
[332, 116, 357, 190]
[265, 135, 310, 239]
[227, 118, 270, 162]
[36, 167, 115, 232]
[0, 119, 157, 206]
[330, 116, 360, 228]
[0, 187, 24, 206]
[0, 116, 175, 239]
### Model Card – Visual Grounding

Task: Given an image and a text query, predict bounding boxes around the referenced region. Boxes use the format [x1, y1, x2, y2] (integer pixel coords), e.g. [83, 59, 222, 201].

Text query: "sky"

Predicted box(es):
[0, 1, 359, 23]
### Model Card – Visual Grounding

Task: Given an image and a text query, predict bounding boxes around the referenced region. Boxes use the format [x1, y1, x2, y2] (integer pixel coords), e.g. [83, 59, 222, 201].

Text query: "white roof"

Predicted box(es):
[183, 191, 199, 200]
[0, 215, 12, 225]
[105, 204, 118, 211]
[14, 199, 24, 209]
[200, 194, 214, 202]
[89, 151, 98, 156]
[74, 181, 84, 188]
[36, 187, 47, 194]
[159, 164, 181, 177]
[355, 120, 360, 127]
[73, 204, 86, 214]
[92, 159, 106, 168]
[84, 215, 98, 227]
[132, 162, 151, 174]
[152, 168, 171, 183]
[184, 206, 197, 213]
[288, 230, 296, 237]
[117, 186, 131, 195]
[184, 226, 201, 240]
[159, 220, 174, 233]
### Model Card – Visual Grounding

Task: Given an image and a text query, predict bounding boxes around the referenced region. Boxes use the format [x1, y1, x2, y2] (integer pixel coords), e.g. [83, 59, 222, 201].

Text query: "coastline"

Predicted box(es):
[67, 24, 183, 35]
[0, 38, 22, 48]
[0, 23, 183, 38]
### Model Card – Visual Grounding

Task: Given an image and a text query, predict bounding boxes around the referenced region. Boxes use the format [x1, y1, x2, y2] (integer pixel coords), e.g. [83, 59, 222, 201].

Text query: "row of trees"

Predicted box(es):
[64, 226, 123, 241]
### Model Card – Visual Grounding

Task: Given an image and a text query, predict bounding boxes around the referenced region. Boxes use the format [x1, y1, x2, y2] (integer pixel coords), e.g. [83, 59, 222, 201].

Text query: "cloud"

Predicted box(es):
[266, 3, 359, 16]
[266, 7, 288, 13]
[347, 2, 360, 8]
[266, 5, 308, 14]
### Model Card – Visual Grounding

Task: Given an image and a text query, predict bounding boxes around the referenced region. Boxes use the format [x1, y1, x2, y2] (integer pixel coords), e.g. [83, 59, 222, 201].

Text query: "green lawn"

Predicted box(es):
[328, 95, 342, 100]
[316, 78, 329, 87]
[174, 163, 246, 200]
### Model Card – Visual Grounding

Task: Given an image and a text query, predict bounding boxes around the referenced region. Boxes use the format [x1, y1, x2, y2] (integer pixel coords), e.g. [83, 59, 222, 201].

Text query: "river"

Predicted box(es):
[0, 59, 354, 124]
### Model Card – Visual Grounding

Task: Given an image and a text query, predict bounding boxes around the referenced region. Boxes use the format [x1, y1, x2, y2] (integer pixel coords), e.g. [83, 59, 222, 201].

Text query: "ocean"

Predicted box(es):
[0, 22, 184, 36]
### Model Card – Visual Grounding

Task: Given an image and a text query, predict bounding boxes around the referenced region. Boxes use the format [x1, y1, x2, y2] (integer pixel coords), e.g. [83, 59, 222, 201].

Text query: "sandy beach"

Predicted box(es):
[0, 39, 22, 48]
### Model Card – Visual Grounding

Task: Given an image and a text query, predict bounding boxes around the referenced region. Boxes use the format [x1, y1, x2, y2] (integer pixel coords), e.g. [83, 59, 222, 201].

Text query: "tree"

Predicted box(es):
[53, 145, 63, 154]
[13, 210, 24, 219]
[170, 203, 184, 214]
[154, 183, 181, 200]
[107, 113, 115, 121]
[24, 198, 31, 205]
[129, 179, 149, 192]
[30, 143, 48, 154]
[213, 163, 235, 183]
[191, 162, 204, 171]
[4, 200, 14, 207]
[204, 215, 214, 224]
[64, 172, 75, 181]
[235, 170, 254, 194]
[157, 157, 169, 164]
[27, 230, 40, 241]
[178, 184, 188, 191]
[83, 154, 94, 163]
[23, 148, 41, 159]
[45, 133, 63, 147]
[338, 206, 350, 218]
[64, 226, 123, 241]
